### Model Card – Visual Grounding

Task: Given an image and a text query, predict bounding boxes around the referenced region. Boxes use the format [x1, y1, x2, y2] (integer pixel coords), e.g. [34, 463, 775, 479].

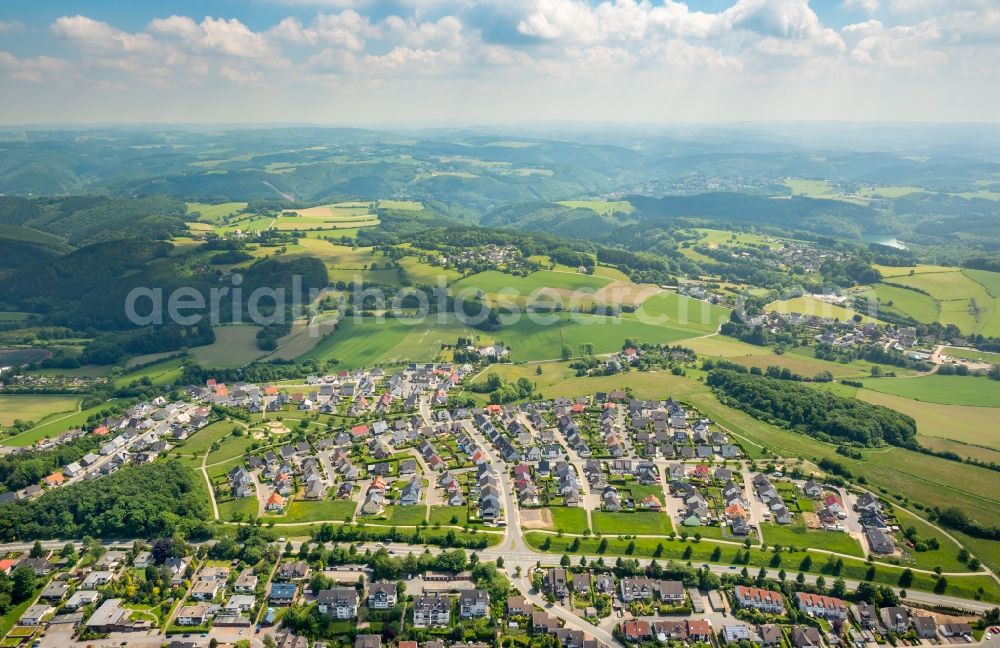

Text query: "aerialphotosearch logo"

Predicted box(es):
[124, 273, 880, 336]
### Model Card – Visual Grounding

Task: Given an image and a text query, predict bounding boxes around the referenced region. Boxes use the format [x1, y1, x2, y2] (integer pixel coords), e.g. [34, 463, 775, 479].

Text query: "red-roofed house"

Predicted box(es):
[266, 492, 285, 512]
[44, 472, 65, 487]
[622, 620, 652, 642]
[351, 424, 370, 438]
[0, 559, 17, 575]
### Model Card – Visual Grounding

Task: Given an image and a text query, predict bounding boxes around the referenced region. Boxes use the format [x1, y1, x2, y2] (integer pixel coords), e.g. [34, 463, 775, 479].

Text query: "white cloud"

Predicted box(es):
[843, 18, 946, 67]
[843, 0, 880, 12]
[148, 15, 281, 61]
[0, 51, 70, 82]
[51, 15, 157, 53]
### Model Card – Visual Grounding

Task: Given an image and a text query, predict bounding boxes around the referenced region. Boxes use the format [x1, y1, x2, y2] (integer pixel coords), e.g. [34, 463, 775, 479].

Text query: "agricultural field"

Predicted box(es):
[556, 200, 635, 215]
[0, 311, 28, 323]
[873, 264, 959, 278]
[113, 356, 186, 389]
[883, 269, 999, 336]
[765, 295, 879, 324]
[0, 394, 80, 427]
[862, 374, 1000, 407]
[274, 202, 379, 231]
[2, 400, 117, 447]
[451, 269, 613, 305]
[635, 292, 729, 334]
[858, 389, 1000, 459]
[693, 228, 784, 249]
[886, 507, 976, 573]
[378, 200, 423, 210]
[264, 315, 338, 362]
[186, 201, 247, 223]
[190, 325, 266, 368]
[856, 283, 940, 324]
[399, 256, 462, 285]
[722, 350, 872, 379]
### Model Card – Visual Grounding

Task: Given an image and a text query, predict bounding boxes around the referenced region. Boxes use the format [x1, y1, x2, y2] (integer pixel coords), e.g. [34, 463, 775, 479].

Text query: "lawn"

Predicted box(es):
[218, 496, 259, 522]
[886, 507, 976, 573]
[861, 374, 1000, 407]
[384, 505, 428, 526]
[263, 500, 357, 524]
[545, 506, 590, 533]
[429, 506, 469, 527]
[759, 523, 864, 557]
[0, 394, 80, 427]
[207, 432, 255, 463]
[592, 511, 673, 536]
[190, 325, 266, 368]
[177, 420, 235, 456]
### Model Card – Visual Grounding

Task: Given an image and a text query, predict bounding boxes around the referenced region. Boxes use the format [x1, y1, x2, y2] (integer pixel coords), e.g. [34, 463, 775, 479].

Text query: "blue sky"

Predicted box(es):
[0, 0, 996, 124]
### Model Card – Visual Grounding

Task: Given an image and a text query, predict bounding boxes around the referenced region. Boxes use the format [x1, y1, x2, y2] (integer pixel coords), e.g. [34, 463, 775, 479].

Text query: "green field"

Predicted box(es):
[858, 389, 1000, 457]
[218, 496, 258, 521]
[429, 506, 469, 527]
[399, 256, 462, 286]
[190, 325, 266, 368]
[943, 347, 1000, 364]
[543, 507, 590, 533]
[523, 533, 1000, 603]
[862, 375, 1000, 407]
[3, 400, 115, 446]
[0, 394, 81, 427]
[263, 500, 357, 524]
[384, 505, 428, 526]
[759, 523, 864, 557]
[176, 420, 234, 456]
[207, 433, 255, 464]
[874, 264, 959, 278]
[451, 269, 612, 300]
[113, 356, 186, 389]
[592, 511, 673, 535]
[556, 200, 635, 216]
[887, 507, 977, 573]
[865, 283, 940, 323]
[0, 311, 29, 323]
[886, 270, 998, 336]
[378, 200, 423, 211]
[765, 295, 878, 324]
[635, 292, 730, 334]
[186, 201, 248, 223]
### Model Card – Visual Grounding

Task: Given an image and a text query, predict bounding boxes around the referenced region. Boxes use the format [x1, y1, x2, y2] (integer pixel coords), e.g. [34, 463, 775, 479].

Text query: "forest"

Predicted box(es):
[706, 368, 918, 447]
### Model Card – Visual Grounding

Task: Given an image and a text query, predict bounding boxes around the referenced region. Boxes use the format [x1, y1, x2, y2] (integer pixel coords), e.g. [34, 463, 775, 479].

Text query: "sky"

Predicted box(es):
[0, 0, 997, 125]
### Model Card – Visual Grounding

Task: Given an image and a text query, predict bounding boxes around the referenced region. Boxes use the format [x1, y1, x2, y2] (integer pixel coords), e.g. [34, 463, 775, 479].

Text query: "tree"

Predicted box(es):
[800, 555, 813, 571]
[796, 572, 806, 586]
[560, 554, 571, 568]
[263, 636, 277, 648]
[816, 575, 826, 592]
[597, 538, 608, 554]
[898, 568, 913, 588]
[831, 578, 847, 598]
[29, 541, 44, 559]
[11, 566, 35, 602]
[496, 557, 504, 569]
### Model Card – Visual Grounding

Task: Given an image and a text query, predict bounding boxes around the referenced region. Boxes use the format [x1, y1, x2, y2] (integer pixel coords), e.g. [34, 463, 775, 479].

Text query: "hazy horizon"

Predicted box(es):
[1, 0, 998, 124]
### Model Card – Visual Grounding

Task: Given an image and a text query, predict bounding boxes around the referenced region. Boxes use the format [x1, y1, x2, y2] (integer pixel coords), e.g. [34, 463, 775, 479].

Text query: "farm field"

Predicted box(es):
[264, 315, 338, 362]
[635, 292, 729, 334]
[398, 256, 462, 285]
[592, 265, 632, 282]
[186, 201, 247, 223]
[859, 283, 940, 323]
[943, 347, 1000, 363]
[724, 350, 872, 379]
[378, 199, 423, 210]
[113, 356, 186, 389]
[556, 200, 635, 215]
[873, 264, 959, 278]
[858, 389, 1000, 455]
[2, 400, 117, 447]
[862, 374, 1000, 407]
[190, 325, 266, 368]
[0, 394, 80, 427]
[591, 511, 673, 535]
[685, 335, 769, 358]
[765, 295, 878, 324]
[759, 523, 864, 557]
[451, 269, 612, 302]
[0, 311, 28, 322]
[274, 202, 379, 231]
[693, 228, 784, 249]
[885, 269, 999, 336]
